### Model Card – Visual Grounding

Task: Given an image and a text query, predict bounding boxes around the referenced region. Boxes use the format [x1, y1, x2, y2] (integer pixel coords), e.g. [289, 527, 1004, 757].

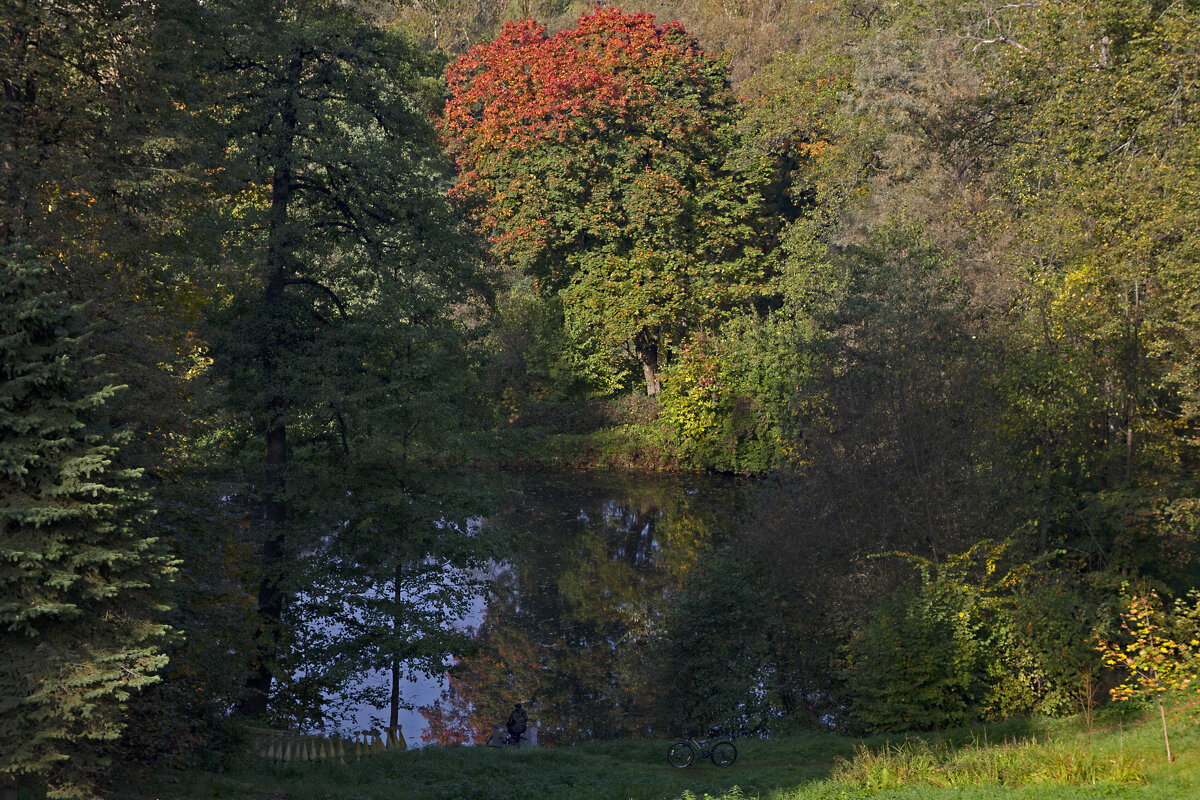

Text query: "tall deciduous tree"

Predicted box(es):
[0, 0, 139, 248]
[0, 257, 172, 800]
[442, 8, 774, 395]
[954, 0, 1200, 562]
[196, 0, 486, 716]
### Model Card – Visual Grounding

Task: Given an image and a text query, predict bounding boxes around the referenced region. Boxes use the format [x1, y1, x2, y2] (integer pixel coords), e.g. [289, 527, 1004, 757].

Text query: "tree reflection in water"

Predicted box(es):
[421, 472, 750, 746]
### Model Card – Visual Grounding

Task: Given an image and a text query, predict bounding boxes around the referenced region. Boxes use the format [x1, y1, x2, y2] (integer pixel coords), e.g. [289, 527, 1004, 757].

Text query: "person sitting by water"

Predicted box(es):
[505, 702, 527, 745]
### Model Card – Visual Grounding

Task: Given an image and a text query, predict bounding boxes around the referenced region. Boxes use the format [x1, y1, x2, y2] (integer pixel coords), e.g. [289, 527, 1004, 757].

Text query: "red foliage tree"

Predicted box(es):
[441, 8, 773, 394]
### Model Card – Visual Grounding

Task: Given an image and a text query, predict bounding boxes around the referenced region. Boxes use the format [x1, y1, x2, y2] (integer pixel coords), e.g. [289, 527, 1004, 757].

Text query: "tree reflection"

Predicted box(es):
[421, 473, 746, 745]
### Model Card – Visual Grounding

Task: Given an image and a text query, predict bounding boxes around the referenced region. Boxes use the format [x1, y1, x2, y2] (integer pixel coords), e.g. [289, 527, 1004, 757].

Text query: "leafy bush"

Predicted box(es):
[847, 542, 1111, 732]
[659, 317, 812, 474]
[846, 564, 985, 732]
[664, 548, 782, 734]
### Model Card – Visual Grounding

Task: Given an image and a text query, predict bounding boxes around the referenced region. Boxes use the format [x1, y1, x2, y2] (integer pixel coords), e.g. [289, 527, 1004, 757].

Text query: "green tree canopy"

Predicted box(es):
[191, 0, 489, 717]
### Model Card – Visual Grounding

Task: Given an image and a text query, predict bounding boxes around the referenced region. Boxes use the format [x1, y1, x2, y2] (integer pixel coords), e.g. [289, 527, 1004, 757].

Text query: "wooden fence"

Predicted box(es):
[248, 725, 406, 762]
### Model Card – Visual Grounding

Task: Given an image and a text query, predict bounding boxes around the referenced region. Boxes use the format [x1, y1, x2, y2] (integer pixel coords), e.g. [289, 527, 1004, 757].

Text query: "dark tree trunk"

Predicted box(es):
[634, 332, 662, 396]
[391, 564, 402, 729]
[240, 421, 287, 716]
[237, 51, 302, 717]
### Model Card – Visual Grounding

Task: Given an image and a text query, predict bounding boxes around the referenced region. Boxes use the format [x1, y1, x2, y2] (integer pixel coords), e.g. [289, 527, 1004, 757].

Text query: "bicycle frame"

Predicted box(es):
[485, 729, 525, 748]
[666, 734, 737, 768]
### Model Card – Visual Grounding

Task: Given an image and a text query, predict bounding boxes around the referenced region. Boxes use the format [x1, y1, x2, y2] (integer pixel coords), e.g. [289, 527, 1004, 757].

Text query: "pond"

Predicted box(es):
[335, 470, 757, 746]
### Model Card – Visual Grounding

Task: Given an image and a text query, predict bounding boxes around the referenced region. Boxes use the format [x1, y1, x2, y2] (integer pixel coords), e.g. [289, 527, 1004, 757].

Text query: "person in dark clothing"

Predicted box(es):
[505, 702, 528, 744]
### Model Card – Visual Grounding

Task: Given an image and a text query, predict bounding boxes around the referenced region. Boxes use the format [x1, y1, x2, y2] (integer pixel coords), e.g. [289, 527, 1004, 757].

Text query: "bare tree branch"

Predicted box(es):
[283, 276, 348, 317]
[961, 34, 1030, 53]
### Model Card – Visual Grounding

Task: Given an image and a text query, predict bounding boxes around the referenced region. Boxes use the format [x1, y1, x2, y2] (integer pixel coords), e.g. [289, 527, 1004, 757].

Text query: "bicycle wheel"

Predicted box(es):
[667, 741, 695, 768]
[710, 741, 737, 767]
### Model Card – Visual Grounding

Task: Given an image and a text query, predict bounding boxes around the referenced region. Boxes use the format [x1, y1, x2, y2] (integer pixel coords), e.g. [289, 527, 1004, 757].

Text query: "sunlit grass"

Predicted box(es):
[830, 735, 1141, 789]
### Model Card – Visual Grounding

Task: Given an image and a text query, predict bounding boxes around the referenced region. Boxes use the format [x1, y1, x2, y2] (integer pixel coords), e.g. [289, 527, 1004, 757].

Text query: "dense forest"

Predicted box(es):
[2, 0, 1198, 797]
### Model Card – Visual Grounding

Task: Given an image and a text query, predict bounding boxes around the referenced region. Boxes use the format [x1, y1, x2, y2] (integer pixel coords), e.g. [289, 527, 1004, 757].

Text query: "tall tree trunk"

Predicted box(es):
[1123, 279, 1143, 484]
[241, 418, 287, 716]
[238, 51, 302, 717]
[391, 564, 402, 729]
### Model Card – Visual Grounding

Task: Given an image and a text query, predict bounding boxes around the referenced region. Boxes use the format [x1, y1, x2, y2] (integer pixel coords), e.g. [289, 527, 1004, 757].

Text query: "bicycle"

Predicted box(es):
[666, 734, 737, 768]
[486, 729, 525, 748]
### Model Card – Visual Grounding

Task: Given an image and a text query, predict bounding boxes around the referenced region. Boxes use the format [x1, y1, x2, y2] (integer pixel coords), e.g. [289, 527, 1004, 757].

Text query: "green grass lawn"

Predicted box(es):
[116, 704, 1200, 800]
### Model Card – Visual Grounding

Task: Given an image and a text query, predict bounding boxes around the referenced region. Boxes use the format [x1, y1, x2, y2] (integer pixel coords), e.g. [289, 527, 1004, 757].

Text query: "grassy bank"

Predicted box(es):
[117, 705, 1200, 800]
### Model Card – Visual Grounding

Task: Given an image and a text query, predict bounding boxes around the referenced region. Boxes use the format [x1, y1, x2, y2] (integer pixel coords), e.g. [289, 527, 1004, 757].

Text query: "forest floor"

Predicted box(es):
[116, 703, 1200, 800]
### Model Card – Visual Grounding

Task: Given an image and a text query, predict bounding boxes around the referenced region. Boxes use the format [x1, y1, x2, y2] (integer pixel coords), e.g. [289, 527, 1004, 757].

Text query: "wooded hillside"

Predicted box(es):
[1, 1, 1197, 796]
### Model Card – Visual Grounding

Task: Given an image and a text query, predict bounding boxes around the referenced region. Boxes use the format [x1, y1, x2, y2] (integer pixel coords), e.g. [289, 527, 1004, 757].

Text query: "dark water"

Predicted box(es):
[414, 470, 757, 746]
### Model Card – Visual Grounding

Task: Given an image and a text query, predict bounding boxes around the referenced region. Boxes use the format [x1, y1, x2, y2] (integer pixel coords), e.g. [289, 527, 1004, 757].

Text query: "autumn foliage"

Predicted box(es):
[441, 8, 773, 393]
[1096, 589, 1200, 761]
[442, 8, 735, 280]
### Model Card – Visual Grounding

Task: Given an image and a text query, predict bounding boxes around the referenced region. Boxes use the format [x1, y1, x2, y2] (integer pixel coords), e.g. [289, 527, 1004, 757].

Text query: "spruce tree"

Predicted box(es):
[0, 256, 172, 800]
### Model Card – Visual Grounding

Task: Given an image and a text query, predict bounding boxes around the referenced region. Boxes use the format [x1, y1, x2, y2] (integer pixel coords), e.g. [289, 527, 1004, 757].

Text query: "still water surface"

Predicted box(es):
[337, 470, 754, 745]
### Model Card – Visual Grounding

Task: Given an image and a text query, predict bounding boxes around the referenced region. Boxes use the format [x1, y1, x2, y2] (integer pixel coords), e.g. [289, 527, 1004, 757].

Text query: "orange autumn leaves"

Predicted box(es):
[440, 8, 740, 287]
[441, 8, 720, 172]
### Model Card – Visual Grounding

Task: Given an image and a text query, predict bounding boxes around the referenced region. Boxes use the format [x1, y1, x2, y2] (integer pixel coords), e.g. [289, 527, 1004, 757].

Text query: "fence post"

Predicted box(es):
[385, 725, 406, 750]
